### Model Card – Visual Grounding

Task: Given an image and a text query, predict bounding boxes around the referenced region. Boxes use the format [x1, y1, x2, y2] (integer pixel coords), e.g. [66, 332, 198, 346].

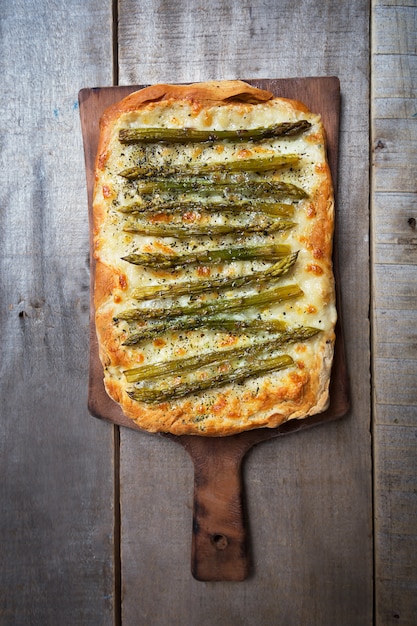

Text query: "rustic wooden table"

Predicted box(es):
[1, 1, 415, 624]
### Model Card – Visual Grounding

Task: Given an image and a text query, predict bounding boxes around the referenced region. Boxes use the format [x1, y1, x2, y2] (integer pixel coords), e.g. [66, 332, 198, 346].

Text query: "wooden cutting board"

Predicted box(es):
[79, 77, 349, 582]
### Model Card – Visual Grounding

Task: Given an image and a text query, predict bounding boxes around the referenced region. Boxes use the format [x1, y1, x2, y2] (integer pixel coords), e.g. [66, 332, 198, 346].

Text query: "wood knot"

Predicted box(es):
[374, 139, 386, 151]
[408, 217, 416, 230]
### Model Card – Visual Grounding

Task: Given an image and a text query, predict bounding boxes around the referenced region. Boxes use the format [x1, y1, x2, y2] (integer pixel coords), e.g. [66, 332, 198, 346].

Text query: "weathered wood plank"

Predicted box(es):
[373, 96, 417, 118]
[374, 425, 417, 624]
[372, 113, 417, 195]
[374, 358, 417, 406]
[372, 192, 417, 265]
[377, 403, 417, 427]
[373, 264, 417, 309]
[374, 309, 417, 359]
[0, 1, 116, 623]
[371, 0, 417, 623]
[375, 0, 417, 7]
[372, 55, 417, 99]
[117, 1, 373, 624]
[373, 5, 416, 53]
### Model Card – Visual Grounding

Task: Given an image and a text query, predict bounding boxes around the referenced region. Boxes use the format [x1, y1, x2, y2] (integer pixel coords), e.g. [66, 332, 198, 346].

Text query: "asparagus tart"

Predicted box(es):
[92, 80, 336, 436]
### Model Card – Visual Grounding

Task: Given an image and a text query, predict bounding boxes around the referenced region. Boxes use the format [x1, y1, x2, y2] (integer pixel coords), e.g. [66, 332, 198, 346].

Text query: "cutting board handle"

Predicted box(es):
[180, 435, 254, 581]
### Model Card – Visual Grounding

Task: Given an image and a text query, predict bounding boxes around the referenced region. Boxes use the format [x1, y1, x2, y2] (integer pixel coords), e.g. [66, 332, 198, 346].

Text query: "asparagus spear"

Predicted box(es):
[115, 283, 303, 321]
[132, 253, 298, 301]
[118, 154, 300, 179]
[136, 177, 307, 199]
[124, 327, 318, 383]
[123, 217, 296, 238]
[119, 120, 312, 144]
[122, 243, 291, 268]
[127, 354, 294, 403]
[118, 201, 295, 218]
[123, 316, 289, 346]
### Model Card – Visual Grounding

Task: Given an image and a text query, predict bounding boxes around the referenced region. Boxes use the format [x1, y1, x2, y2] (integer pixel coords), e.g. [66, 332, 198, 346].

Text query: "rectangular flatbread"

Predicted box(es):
[92, 80, 336, 436]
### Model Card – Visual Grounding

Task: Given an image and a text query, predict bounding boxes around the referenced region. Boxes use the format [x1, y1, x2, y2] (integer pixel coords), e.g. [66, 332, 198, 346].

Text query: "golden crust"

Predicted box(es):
[92, 80, 336, 436]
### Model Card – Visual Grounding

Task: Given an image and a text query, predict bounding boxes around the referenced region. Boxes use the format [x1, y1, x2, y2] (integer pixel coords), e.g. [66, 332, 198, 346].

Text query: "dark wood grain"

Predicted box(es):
[80, 77, 349, 580]
[180, 435, 252, 581]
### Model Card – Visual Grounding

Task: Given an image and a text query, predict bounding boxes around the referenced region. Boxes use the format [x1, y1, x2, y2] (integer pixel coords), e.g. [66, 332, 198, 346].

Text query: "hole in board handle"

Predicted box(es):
[211, 534, 228, 550]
